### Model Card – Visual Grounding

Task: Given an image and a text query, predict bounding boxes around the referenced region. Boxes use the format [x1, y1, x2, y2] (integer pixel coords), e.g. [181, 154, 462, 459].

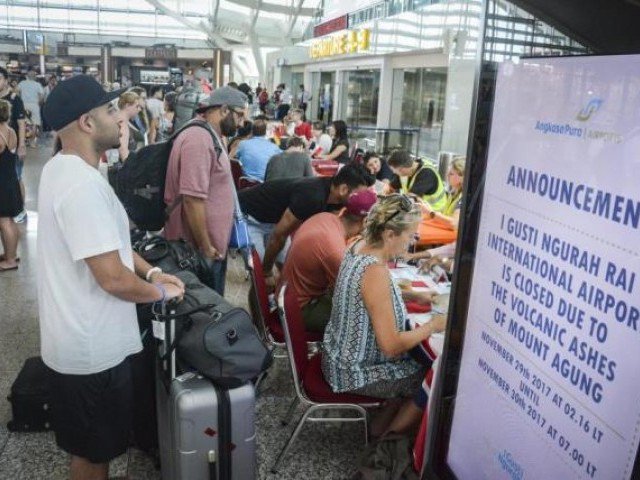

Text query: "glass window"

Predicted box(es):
[391, 67, 447, 159]
[341, 69, 380, 128]
[314, 71, 335, 124]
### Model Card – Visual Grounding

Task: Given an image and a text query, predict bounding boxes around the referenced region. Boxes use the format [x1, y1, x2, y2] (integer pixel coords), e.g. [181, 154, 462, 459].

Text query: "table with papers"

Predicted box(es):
[389, 262, 451, 357]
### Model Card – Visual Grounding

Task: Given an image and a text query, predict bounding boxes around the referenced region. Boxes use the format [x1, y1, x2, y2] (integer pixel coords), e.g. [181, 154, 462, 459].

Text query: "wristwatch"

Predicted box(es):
[429, 211, 436, 219]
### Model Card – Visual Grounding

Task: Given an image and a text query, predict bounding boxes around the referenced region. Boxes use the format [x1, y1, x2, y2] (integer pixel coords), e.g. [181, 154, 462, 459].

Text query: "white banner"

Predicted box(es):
[447, 55, 640, 479]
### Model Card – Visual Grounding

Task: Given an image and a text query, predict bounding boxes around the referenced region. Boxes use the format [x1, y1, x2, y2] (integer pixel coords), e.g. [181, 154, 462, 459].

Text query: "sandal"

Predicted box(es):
[0, 264, 18, 272]
[0, 255, 20, 262]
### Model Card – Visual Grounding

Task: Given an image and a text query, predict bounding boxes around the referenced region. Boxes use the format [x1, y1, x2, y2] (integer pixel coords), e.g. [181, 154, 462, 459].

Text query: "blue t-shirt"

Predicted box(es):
[236, 137, 282, 182]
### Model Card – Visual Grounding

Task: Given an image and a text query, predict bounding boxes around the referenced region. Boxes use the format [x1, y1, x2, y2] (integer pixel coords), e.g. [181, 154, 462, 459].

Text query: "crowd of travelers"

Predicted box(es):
[0, 68, 466, 479]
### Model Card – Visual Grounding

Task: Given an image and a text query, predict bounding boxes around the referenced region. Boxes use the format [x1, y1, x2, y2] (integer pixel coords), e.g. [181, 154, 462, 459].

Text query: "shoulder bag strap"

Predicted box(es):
[198, 122, 245, 222]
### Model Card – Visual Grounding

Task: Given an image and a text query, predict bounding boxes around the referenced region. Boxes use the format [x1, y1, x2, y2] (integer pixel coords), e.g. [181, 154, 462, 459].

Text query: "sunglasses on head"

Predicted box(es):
[382, 194, 413, 225]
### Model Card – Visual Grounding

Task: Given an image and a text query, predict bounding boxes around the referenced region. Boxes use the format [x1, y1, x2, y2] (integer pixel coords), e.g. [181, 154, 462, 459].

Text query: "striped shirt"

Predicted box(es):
[322, 250, 421, 392]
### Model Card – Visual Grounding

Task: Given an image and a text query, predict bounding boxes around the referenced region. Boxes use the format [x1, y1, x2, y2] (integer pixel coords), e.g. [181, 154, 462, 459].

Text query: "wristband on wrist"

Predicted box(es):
[146, 266, 162, 282]
[429, 210, 436, 219]
[154, 283, 167, 304]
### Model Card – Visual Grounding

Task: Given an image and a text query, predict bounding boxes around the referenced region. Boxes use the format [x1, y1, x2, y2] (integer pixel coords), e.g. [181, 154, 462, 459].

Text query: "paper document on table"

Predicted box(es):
[389, 268, 417, 282]
[432, 282, 451, 296]
[408, 313, 432, 326]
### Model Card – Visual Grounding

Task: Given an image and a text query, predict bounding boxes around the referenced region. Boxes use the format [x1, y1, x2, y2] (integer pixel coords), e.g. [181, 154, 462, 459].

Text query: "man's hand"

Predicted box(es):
[203, 245, 224, 261]
[416, 197, 433, 215]
[263, 266, 281, 292]
[152, 272, 185, 291]
[264, 274, 276, 292]
[162, 282, 185, 302]
[17, 145, 26, 159]
[118, 119, 130, 160]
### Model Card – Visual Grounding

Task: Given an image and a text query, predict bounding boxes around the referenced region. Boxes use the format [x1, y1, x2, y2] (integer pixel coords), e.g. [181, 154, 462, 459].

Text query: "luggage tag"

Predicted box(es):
[152, 320, 165, 341]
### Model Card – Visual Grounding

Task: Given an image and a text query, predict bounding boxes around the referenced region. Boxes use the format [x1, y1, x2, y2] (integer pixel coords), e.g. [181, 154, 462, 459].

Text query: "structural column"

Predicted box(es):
[213, 49, 232, 88]
[101, 44, 112, 83]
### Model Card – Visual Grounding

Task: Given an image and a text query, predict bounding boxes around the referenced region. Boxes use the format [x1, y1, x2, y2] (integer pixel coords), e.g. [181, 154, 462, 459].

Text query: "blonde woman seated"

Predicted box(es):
[322, 194, 447, 435]
[419, 156, 466, 230]
[405, 156, 466, 266]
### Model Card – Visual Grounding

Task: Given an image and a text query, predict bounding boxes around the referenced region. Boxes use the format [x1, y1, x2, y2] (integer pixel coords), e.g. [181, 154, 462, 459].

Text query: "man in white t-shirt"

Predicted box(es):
[18, 69, 44, 132]
[276, 83, 292, 120]
[146, 85, 165, 123]
[40, 75, 185, 480]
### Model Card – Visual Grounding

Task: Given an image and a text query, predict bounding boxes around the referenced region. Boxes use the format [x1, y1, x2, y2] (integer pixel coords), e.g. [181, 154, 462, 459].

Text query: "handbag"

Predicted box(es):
[228, 186, 252, 250]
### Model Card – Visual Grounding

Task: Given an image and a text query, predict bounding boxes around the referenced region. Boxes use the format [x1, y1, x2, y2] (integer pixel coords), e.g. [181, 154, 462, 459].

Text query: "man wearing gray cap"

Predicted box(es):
[164, 86, 248, 294]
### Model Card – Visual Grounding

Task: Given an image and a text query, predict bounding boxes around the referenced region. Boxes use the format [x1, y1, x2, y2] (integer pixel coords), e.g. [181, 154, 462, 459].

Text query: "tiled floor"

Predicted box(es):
[0, 139, 365, 479]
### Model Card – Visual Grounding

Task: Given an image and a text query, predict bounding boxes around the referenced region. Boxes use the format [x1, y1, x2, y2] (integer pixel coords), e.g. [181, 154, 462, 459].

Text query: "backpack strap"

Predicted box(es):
[171, 119, 223, 158]
[164, 120, 224, 218]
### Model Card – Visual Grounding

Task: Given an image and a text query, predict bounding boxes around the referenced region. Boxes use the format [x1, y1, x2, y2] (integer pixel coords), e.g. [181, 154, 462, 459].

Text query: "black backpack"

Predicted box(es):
[108, 120, 221, 232]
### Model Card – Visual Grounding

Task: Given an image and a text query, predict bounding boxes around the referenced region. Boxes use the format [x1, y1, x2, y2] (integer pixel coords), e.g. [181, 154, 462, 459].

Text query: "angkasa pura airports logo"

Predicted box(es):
[576, 98, 603, 121]
[533, 97, 623, 143]
[497, 449, 524, 480]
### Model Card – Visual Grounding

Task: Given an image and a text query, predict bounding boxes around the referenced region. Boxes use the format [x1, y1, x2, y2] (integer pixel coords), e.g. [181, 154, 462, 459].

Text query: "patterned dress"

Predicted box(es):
[322, 250, 421, 393]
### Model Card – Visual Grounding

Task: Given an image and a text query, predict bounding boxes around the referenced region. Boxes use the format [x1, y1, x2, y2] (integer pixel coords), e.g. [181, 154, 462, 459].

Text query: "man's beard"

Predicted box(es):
[220, 113, 237, 137]
[95, 126, 121, 153]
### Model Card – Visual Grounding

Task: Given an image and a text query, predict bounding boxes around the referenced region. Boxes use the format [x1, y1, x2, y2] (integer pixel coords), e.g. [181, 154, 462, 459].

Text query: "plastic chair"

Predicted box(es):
[230, 158, 243, 189]
[247, 247, 285, 347]
[238, 176, 261, 190]
[271, 283, 382, 474]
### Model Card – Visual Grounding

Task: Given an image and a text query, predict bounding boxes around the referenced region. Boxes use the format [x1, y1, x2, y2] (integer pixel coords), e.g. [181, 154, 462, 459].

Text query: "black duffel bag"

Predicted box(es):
[158, 270, 272, 388]
[134, 235, 209, 282]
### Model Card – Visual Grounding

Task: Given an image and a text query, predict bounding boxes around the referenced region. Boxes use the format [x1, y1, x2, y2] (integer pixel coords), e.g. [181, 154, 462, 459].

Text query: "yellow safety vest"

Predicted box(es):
[442, 190, 462, 217]
[400, 164, 447, 212]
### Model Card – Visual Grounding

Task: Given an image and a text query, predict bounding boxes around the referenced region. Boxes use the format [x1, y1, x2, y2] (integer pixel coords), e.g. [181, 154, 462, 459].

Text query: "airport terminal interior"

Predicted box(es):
[0, 0, 639, 479]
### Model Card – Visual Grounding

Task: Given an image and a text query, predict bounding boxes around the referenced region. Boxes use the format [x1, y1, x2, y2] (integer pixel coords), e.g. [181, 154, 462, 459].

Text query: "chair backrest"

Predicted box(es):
[230, 159, 243, 189]
[278, 283, 309, 383]
[239, 176, 261, 190]
[249, 247, 280, 333]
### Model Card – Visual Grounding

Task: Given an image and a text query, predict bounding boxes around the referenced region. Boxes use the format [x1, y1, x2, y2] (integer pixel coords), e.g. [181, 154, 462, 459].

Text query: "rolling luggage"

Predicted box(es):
[7, 357, 52, 432]
[154, 302, 257, 480]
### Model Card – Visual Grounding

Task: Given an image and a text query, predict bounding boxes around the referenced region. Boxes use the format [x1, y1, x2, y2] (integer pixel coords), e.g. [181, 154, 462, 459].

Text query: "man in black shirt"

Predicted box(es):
[387, 149, 447, 213]
[239, 163, 374, 288]
[0, 67, 26, 217]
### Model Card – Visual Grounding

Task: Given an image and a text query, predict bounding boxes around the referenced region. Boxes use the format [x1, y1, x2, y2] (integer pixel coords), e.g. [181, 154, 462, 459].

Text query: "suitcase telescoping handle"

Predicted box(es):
[152, 300, 182, 381]
[153, 302, 176, 381]
[208, 450, 217, 480]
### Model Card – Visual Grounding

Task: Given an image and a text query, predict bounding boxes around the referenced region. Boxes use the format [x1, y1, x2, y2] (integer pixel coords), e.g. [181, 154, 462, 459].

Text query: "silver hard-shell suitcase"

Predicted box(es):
[155, 306, 257, 480]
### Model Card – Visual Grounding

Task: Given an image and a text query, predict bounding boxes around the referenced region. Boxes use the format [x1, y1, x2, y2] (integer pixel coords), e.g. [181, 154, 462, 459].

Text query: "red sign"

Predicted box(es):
[313, 15, 348, 37]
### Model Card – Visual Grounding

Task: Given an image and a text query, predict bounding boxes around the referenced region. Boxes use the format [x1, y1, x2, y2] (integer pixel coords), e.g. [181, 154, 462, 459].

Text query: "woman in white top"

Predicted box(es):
[310, 121, 333, 157]
[155, 92, 176, 143]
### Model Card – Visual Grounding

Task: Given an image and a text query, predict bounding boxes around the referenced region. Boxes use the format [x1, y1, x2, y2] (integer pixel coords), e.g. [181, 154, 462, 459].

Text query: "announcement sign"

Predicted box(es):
[447, 56, 640, 479]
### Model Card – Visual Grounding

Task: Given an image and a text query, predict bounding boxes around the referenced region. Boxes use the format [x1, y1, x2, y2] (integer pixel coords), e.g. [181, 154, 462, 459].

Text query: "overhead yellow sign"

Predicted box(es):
[310, 29, 371, 59]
